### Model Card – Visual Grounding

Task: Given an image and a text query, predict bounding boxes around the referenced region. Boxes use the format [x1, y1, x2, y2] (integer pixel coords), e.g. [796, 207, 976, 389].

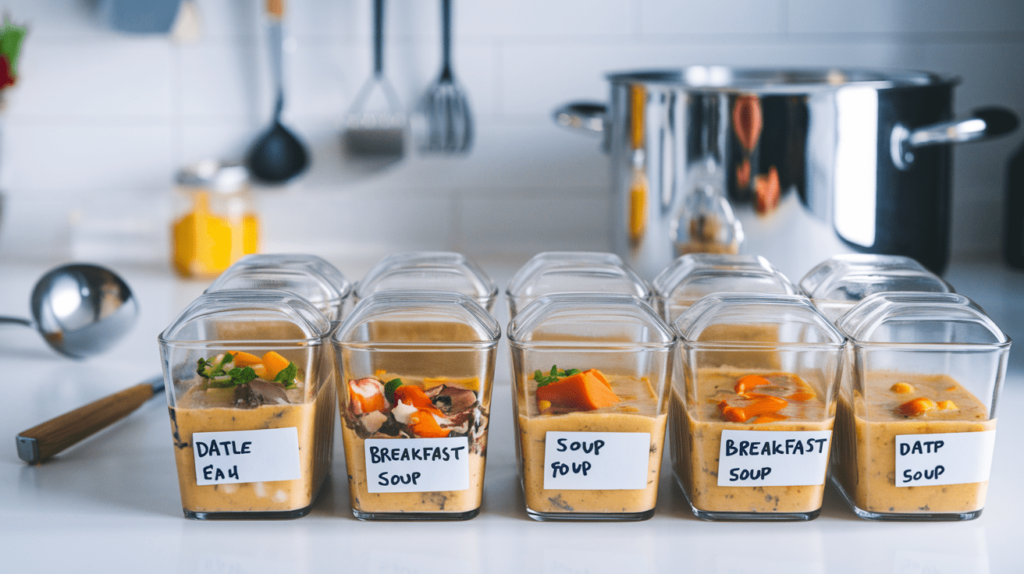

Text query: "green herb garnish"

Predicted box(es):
[197, 353, 234, 379]
[384, 378, 403, 403]
[533, 365, 580, 387]
[196, 352, 295, 388]
[273, 362, 298, 388]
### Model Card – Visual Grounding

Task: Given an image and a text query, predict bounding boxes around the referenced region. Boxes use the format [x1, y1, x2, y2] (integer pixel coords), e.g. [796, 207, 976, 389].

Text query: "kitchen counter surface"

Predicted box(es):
[1, 255, 1022, 573]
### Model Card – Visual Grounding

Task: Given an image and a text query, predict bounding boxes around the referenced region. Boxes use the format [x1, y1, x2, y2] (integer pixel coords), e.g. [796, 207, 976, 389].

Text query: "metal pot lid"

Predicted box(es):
[605, 66, 958, 93]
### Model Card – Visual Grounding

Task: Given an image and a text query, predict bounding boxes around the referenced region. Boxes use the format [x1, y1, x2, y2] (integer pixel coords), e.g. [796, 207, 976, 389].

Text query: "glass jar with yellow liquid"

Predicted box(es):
[172, 161, 260, 278]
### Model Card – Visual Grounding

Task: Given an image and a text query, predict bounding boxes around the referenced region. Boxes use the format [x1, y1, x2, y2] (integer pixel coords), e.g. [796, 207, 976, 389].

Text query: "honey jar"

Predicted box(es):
[172, 161, 259, 278]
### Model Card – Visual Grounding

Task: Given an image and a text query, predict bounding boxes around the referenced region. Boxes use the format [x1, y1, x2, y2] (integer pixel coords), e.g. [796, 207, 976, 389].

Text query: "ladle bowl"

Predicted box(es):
[0, 263, 138, 359]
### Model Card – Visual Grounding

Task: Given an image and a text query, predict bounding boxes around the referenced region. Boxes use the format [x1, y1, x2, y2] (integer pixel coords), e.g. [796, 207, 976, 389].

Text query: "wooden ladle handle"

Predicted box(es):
[16, 380, 161, 464]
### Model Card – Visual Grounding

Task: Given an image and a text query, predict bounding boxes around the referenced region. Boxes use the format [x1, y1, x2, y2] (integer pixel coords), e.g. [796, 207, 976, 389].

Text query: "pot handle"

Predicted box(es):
[553, 102, 607, 135]
[891, 106, 1020, 170]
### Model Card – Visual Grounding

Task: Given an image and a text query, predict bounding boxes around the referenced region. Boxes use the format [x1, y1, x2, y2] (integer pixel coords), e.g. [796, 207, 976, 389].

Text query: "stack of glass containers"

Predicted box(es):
[799, 254, 953, 322]
[355, 252, 498, 311]
[505, 251, 652, 318]
[508, 294, 675, 521]
[207, 253, 352, 323]
[671, 293, 845, 521]
[158, 291, 336, 519]
[652, 254, 798, 324]
[832, 292, 1010, 521]
[334, 291, 500, 520]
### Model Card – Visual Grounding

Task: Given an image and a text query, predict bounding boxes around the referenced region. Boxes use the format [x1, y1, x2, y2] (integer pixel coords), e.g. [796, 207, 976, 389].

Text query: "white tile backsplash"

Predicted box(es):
[1, 0, 1022, 265]
[788, 0, 1024, 35]
[13, 38, 174, 119]
[639, 0, 786, 36]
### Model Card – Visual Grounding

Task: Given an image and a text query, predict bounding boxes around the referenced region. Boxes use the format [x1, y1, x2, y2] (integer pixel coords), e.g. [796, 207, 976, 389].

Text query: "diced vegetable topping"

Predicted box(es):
[717, 372, 819, 424]
[409, 410, 450, 438]
[384, 378, 403, 404]
[898, 397, 937, 416]
[262, 351, 292, 380]
[195, 352, 298, 389]
[349, 378, 388, 414]
[394, 385, 442, 416]
[536, 369, 620, 411]
[345, 376, 481, 440]
[890, 382, 915, 394]
[719, 395, 788, 423]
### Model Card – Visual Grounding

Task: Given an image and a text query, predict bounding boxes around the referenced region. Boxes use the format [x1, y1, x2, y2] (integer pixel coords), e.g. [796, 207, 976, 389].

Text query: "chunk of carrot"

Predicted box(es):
[536, 371, 620, 411]
[719, 395, 788, 423]
[262, 351, 291, 380]
[348, 378, 387, 414]
[584, 369, 612, 389]
[897, 397, 937, 417]
[394, 385, 442, 416]
[229, 351, 263, 367]
[734, 374, 772, 395]
[409, 410, 450, 438]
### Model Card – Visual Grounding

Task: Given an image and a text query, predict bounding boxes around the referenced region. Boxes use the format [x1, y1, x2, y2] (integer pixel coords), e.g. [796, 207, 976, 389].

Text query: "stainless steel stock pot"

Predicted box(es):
[555, 67, 1018, 279]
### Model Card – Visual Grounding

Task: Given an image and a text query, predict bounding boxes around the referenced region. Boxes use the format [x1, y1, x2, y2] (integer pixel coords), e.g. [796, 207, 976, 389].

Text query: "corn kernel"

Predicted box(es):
[937, 400, 958, 411]
[538, 400, 552, 410]
[891, 382, 915, 394]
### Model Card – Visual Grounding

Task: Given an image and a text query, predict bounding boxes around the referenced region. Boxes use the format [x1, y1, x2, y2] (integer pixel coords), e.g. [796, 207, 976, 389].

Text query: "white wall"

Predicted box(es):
[0, 0, 1022, 266]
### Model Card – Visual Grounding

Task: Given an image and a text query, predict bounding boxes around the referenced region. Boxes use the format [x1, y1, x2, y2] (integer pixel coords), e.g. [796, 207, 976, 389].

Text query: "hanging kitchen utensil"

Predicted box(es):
[343, 0, 406, 159]
[246, 0, 310, 184]
[417, 0, 473, 154]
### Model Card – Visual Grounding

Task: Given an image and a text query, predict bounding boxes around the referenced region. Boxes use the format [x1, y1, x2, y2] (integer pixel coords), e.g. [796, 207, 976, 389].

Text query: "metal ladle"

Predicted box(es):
[0, 263, 138, 359]
[245, 0, 309, 184]
[3, 264, 161, 464]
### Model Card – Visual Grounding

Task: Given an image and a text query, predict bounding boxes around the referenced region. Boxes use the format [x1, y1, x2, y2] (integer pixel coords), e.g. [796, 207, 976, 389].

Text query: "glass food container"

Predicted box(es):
[508, 294, 675, 521]
[832, 292, 1010, 521]
[671, 293, 845, 521]
[505, 251, 652, 318]
[652, 253, 798, 324]
[334, 291, 500, 520]
[157, 290, 336, 519]
[799, 254, 953, 323]
[355, 252, 498, 311]
[172, 161, 259, 278]
[207, 253, 352, 323]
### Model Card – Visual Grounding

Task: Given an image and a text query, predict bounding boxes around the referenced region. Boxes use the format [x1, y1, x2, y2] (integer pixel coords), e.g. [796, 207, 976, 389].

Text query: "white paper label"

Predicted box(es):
[717, 430, 832, 487]
[192, 427, 301, 486]
[365, 437, 470, 493]
[542, 432, 650, 490]
[895, 431, 996, 487]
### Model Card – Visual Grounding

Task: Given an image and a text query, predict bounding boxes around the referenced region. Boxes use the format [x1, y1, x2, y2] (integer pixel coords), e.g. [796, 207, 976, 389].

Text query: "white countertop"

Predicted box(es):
[1, 256, 1023, 574]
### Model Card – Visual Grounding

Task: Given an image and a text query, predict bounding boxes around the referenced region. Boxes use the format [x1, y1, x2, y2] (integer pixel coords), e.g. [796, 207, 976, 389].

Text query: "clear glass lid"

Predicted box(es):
[355, 252, 498, 307]
[159, 290, 331, 344]
[509, 294, 673, 348]
[334, 290, 500, 346]
[674, 293, 844, 347]
[653, 254, 797, 306]
[799, 254, 952, 304]
[506, 251, 651, 303]
[207, 254, 351, 314]
[836, 292, 1009, 347]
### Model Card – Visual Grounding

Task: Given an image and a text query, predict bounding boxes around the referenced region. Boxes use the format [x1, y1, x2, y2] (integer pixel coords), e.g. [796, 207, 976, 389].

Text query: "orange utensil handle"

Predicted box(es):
[16, 379, 161, 464]
[267, 0, 285, 18]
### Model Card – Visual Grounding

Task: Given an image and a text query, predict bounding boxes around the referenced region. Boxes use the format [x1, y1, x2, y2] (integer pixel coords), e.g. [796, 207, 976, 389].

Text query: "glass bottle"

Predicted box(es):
[172, 161, 260, 278]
